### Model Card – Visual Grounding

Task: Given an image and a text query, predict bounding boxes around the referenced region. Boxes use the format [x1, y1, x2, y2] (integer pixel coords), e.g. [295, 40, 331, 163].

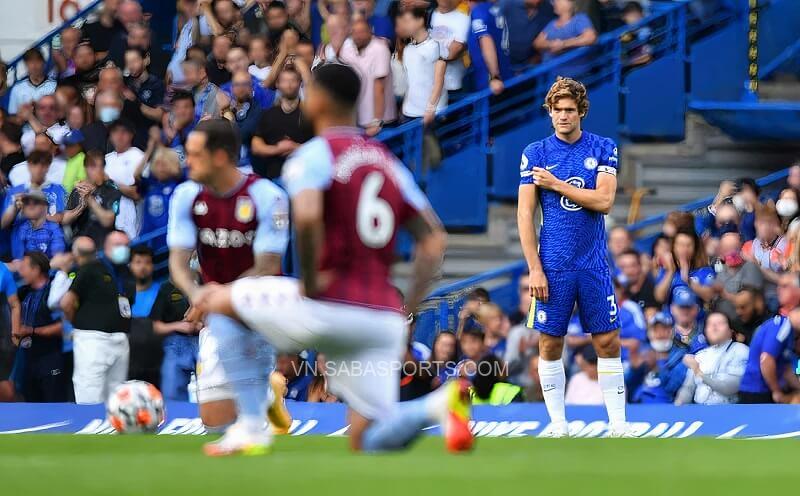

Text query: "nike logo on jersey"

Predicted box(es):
[545, 164, 558, 170]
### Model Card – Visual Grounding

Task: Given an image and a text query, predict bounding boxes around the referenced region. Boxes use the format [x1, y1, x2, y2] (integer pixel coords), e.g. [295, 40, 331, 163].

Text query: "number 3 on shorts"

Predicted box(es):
[607, 295, 618, 318]
[357, 171, 395, 248]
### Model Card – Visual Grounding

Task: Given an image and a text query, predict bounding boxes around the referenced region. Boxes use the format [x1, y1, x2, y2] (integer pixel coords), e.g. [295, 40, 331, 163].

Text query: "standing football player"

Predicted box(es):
[192, 64, 474, 454]
[517, 77, 627, 437]
[168, 119, 292, 456]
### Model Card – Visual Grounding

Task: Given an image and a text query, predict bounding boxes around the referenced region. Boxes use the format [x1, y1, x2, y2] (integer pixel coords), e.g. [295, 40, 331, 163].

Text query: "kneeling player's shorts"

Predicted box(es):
[230, 276, 407, 420]
[196, 314, 274, 404]
[527, 269, 619, 337]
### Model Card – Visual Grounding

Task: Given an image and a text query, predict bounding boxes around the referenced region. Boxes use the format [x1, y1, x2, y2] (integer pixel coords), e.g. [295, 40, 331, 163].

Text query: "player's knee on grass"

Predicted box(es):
[200, 399, 238, 431]
[591, 330, 621, 358]
[347, 410, 372, 452]
[539, 334, 564, 361]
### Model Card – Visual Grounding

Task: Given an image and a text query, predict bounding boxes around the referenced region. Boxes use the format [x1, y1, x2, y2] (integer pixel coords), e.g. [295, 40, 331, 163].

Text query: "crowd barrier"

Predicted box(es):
[1, 402, 799, 439]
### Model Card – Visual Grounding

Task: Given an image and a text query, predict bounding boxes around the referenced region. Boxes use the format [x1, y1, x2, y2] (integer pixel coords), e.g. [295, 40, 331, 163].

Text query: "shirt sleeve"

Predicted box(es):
[763, 319, 792, 358]
[281, 137, 334, 198]
[0, 266, 17, 297]
[47, 270, 71, 310]
[167, 181, 202, 250]
[573, 13, 593, 34]
[455, 13, 471, 43]
[471, 9, 491, 38]
[250, 179, 290, 255]
[519, 142, 541, 185]
[53, 185, 66, 212]
[374, 43, 391, 79]
[597, 138, 619, 176]
[8, 86, 21, 115]
[69, 264, 92, 299]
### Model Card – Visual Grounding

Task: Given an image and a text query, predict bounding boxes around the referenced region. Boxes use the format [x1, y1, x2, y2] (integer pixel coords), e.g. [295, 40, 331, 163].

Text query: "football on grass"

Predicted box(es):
[107, 380, 166, 434]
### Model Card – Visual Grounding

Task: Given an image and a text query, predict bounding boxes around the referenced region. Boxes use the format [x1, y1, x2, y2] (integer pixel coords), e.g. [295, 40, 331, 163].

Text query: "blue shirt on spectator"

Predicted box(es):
[468, 1, 512, 91]
[619, 299, 647, 363]
[500, 0, 555, 65]
[286, 373, 313, 401]
[15, 220, 65, 259]
[132, 281, 162, 318]
[369, 14, 395, 44]
[4, 183, 66, 254]
[220, 76, 276, 110]
[540, 12, 594, 75]
[739, 315, 795, 394]
[666, 268, 715, 307]
[138, 172, 185, 243]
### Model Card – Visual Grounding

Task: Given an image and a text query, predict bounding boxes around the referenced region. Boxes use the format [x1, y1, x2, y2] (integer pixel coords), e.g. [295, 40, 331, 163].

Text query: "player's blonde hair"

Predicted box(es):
[543, 77, 589, 118]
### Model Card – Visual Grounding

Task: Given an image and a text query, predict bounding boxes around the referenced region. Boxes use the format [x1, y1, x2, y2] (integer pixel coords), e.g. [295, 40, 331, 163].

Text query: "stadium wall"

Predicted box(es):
[1, 402, 799, 439]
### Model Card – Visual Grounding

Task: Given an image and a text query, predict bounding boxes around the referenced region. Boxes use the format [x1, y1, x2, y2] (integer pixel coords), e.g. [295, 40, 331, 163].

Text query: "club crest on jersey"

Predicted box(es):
[235, 197, 255, 223]
[537, 310, 547, 324]
[584, 157, 598, 170]
[560, 177, 585, 211]
[193, 201, 208, 216]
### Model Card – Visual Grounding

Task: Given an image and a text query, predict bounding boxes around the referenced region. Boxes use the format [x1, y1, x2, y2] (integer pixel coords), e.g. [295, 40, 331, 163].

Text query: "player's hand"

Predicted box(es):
[529, 269, 549, 302]
[531, 167, 561, 191]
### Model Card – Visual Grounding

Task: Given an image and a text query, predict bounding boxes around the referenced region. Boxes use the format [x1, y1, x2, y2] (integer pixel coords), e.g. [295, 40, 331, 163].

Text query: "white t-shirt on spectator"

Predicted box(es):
[402, 35, 448, 118]
[105, 147, 145, 239]
[8, 78, 57, 115]
[565, 371, 604, 405]
[249, 64, 272, 82]
[21, 122, 70, 156]
[9, 157, 67, 187]
[340, 37, 397, 127]
[430, 9, 470, 91]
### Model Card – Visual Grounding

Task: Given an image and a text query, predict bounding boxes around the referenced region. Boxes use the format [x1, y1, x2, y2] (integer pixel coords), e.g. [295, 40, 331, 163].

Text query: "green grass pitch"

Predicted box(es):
[0, 435, 796, 495]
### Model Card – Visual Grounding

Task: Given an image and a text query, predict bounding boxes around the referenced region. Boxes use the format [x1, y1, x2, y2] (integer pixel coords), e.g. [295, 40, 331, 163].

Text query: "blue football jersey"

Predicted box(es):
[520, 131, 618, 271]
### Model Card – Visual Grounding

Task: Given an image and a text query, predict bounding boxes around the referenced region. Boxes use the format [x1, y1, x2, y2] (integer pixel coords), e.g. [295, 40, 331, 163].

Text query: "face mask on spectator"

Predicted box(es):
[776, 198, 798, 218]
[723, 251, 744, 268]
[650, 339, 673, 352]
[109, 245, 131, 265]
[99, 106, 121, 124]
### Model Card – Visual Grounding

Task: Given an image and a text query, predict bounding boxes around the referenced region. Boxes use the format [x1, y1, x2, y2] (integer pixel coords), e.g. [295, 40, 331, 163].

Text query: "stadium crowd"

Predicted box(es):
[0, 0, 773, 406]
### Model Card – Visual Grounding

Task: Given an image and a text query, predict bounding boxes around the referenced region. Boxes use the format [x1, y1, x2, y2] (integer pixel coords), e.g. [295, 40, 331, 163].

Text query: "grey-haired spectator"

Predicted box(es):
[18, 94, 70, 157]
[713, 231, 764, 323]
[8, 49, 57, 116]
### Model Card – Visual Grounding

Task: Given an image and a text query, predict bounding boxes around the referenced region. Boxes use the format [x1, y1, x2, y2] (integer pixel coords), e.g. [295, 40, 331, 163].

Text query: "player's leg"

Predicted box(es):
[577, 270, 627, 436]
[531, 271, 576, 437]
[196, 327, 238, 432]
[267, 371, 292, 435]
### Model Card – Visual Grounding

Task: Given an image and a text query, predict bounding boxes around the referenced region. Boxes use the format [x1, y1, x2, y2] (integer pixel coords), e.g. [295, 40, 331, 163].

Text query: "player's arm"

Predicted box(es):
[534, 168, 617, 214]
[167, 183, 202, 302]
[170, 248, 201, 301]
[517, 183, 548, 301]
[293, 188, 324, 297]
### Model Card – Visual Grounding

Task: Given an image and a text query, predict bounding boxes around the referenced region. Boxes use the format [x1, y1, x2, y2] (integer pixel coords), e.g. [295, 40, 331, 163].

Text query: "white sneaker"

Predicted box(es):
[540, 421, 570, 438]
[203, 421, 273, 457]
[606, 423, 633, 438]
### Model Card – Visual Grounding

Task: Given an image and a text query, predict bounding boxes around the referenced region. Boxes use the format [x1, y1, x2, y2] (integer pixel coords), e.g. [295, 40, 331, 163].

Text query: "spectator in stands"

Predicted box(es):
[14, 191, 66, 261]
[251, 67, 313, 179]
[431, 0, 471, 98]
[53, 27, 82, 79]
[468, 0, 511, 94]
[167, 0, 202, 85]
[8, 49, 57, 117]
[62, 43, 103, 99]
[266, 0, 298, 47]
[534, 0, 598, 72]
[0, 120, 24, 178]
[398, 6, 447, 125]
[18, 95, 70, 156]
[713, 231, 764, 322]
[654, 228, 716, 306]
[285, 0, 312, 39]
[739, 272, 800, 403]
[476, 302, 509, 357]
[776, 187, 800, 237]
[733, 177, 759, 241]
[8, 133, 67, 188]
[82, 90, 124, 153]
[695, 180, 740, 238]
[227, 71, 266, 171]
[787, 163, 800, 191]
[317, 13, 352, 65]
[632, 312, 677, 403]
[277, 353, 314, 401]
[62, 151, 122, 247]
[354, 0, 394, 42]
[505, 274, 539, 386]
[456, 287, 490, 334]
[501, 0, 555, 66]
[61, 129, 87, 194]
[127, 245, 163, 387]
[731, 287, 767, 344]
[163, 90, 196, 166]
[565, 345, 602, 405]
[16, 251, 68, 402]
[670, 287, 707, 352]
[248, 36, 274, 82]
[2, 151, 66, 246]
[458, 327, 487, 365]
[619, 1, 652, 67]
[151, 277, 199, 401]
[608, 225, 633, 270]
[471, 354, 524, 405]
[105, 119, 145, 239]
[125, 131, 184, 242]
[181, 59, 230, 121]
[429, 331, 459, 390]
[0, 260, 21, 402]
[201, 0, 245, 42]
[126, 22, 168, 78]
[743, 201, 787, 312]
[82, 0, 125, 58]
[341, 18, 396, 135]
[106, 0, 146, 67]
[616, 248, 659, 319]
[62, 230, 135, 404]
[97, 67, 150, 150]
[207, 35, 234, 87]
[662, 210, 694, 239]
[676, 311, 749, 405]
[614, 277, 648, 373]
[123, 47, 165, 129]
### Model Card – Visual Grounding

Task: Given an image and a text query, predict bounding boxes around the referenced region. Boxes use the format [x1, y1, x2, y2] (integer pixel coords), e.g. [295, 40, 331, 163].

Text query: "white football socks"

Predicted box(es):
[538, 358, 567, 431]
[597, 356, 627, 433]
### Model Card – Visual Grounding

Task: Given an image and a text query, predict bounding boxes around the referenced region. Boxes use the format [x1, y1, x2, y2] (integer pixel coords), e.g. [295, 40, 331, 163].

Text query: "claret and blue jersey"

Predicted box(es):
[520, 131, 620, 337]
